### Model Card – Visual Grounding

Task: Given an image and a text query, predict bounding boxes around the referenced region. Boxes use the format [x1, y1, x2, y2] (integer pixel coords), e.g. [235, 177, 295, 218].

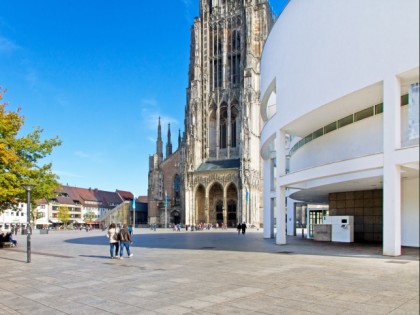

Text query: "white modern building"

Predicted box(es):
[260, 0, 419, 256]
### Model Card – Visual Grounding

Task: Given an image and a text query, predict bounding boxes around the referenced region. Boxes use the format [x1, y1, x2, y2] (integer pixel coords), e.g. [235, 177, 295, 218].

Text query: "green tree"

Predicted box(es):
[57, 206, 70, 227]
[0, 87, 62, 219]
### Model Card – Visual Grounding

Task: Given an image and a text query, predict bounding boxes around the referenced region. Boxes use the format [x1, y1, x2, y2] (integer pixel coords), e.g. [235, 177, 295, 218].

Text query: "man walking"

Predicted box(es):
[118, 224, 133, 259]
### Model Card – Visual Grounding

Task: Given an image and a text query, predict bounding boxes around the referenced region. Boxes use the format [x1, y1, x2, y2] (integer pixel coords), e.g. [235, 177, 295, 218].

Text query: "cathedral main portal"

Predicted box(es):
[193, 180, 238, 226]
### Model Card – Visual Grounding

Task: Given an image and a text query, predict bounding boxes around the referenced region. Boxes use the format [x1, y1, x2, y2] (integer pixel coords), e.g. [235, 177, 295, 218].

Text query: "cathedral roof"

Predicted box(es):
[196, 159, 240, 171]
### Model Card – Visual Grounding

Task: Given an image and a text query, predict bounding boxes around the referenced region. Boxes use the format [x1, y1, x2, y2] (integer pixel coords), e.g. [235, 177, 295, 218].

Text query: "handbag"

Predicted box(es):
[113, 230, 120, 241]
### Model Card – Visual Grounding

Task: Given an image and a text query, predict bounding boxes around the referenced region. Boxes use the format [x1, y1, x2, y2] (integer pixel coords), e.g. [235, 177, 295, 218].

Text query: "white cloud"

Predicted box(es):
[180, 0, 193, 22]
[74, 151, 90, 158]
[141, 98, 158, 107]
[0, 36, 19, 54]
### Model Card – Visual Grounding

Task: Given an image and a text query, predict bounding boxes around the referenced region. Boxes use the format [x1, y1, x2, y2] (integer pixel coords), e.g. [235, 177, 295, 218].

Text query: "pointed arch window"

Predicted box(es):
[209, 104, 217, 155]
[219, 105, 228, 149]
[211, 25, 223, 89]
[230, 105, 238, 148]
[173, 175, 181, 206]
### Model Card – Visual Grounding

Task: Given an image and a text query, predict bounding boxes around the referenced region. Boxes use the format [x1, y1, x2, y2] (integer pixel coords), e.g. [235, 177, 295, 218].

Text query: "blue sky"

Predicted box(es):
[0, 0, 288, 196]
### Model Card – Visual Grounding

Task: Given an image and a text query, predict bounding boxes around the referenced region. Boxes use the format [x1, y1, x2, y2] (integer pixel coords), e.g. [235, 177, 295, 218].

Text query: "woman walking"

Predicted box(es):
[107, 223, 120, 259]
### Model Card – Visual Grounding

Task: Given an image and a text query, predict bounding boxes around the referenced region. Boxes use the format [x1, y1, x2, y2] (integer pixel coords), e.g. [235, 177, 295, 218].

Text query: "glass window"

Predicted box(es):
[324, 122, 337, 134]
[338, 115, 353, 128]
[354, 107, 374, 122]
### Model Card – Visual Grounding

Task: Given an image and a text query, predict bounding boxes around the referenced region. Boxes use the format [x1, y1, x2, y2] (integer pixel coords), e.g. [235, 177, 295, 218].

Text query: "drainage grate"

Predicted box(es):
[386, 260, 409, 264]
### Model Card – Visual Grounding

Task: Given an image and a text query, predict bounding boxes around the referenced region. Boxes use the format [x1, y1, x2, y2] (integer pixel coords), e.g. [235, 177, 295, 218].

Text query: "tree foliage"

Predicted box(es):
[0, 87, 62, 212]
[84, 210, 95, 222]
[57, 206, 70, 227]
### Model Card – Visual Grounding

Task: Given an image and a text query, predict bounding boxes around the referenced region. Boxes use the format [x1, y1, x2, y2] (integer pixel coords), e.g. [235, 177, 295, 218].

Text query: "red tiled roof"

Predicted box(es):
[116, 190, 134, 200]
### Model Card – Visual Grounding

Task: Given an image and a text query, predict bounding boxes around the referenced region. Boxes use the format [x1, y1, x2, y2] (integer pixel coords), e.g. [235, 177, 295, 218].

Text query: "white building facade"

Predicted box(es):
[260, 0, 419, 256]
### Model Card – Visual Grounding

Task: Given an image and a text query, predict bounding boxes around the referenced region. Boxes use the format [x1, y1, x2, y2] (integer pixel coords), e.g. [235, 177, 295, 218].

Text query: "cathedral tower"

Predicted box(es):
[182, 0, 274, 227]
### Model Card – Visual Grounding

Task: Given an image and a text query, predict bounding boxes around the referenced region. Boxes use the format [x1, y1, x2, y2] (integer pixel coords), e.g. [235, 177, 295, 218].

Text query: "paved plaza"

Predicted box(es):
[0, 228, 418, 315]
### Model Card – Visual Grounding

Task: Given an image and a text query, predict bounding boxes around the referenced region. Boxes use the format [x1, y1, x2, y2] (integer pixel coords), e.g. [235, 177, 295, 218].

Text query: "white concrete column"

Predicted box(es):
[276, 186, 287, 245]
[263, 158, 274, 238]
[223, 188, 227, 226]
[275, 129, 287, 244]
[185, 189, 191, 225]
[383, 75, 402, 256]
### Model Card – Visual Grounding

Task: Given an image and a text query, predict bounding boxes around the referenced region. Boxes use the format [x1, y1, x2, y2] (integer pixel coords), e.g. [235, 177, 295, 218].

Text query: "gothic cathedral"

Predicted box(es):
[148, 0, 273, 228]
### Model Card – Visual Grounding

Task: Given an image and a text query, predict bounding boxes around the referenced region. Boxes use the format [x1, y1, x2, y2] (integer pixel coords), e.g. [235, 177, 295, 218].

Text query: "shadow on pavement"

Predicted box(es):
[63, 231, 419, 261]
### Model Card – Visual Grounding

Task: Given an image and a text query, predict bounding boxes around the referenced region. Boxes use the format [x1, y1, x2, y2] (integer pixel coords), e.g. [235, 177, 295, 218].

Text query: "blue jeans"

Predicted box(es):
[120, 242, 131, 257]
[109, 242, 119, 257]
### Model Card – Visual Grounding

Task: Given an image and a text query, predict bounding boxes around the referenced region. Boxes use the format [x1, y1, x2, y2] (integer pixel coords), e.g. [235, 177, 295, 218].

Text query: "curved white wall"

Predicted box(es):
[290, 115, 383, 172]
[260, 0, 419, 131]
[260, 0, 419, 252]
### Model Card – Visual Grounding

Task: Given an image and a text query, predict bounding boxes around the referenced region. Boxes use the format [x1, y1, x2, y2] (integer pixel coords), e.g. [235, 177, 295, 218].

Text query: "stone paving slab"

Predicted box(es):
[0, 229, 418, 314]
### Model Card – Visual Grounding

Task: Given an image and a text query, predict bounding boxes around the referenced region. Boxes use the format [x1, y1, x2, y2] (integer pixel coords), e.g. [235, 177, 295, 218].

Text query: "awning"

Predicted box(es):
[49, 218, 62, 223]
[86, 221, 100, 225]
[75, 220, 85, 224]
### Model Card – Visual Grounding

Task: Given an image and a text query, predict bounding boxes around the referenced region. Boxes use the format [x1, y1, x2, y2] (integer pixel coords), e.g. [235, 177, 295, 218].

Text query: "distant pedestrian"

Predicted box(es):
[5, 232, 17, 247]
[128, 225, 133, 236]
[237, 223, 241, 235]
[241, 222, 247, 235]
[107, 223, 120, 259]
[118, 224, 133, 259]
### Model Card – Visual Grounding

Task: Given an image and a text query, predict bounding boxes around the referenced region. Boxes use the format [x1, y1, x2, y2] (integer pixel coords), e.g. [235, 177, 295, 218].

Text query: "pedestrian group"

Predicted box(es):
[107, 223, 133, 259]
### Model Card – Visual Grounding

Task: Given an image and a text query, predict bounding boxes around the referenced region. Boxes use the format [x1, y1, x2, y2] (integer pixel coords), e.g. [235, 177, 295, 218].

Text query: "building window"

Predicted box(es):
[220, 106, 228, 148]
[231, 105, 238, 148]
[173, 175, 181, 206]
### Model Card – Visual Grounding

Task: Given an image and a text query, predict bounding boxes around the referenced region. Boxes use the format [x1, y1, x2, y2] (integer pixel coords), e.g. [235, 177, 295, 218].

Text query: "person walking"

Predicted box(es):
[119, 224, 133, 259]
[241, 222, 247, 235]
[128, 224, 133, 236]
[237, 222, 241, 235]
[107, 223, 120, 259]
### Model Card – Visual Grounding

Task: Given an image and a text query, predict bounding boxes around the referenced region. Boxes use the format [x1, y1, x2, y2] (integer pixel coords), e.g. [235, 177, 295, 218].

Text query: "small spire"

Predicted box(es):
[156, 116, 163, 158]
[166, 123, 173, 157]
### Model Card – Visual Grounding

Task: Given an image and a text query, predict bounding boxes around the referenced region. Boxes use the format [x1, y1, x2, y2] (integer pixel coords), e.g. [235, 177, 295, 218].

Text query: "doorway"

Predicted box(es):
[294, 203, 307, 236]
[308, 209, 329, 238]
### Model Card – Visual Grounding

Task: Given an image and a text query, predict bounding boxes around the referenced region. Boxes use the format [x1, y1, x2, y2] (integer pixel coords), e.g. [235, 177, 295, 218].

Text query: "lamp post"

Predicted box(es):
[132, 196, 136, 232]
[21, 184, 35, 263]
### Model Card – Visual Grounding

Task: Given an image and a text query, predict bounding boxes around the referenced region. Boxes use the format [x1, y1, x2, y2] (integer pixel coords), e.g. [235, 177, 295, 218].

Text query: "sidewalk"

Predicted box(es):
[0, 229, 418, 314]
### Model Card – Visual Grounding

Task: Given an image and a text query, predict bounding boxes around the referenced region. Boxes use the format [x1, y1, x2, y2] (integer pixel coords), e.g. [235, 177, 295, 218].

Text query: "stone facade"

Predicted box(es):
[148, 0, 274, 227]
[329, 190, 383, 243]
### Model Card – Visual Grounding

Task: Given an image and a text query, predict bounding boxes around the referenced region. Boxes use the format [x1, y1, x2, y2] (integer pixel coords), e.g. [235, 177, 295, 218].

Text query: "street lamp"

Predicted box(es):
[21, 184, 35, 263]
[132, 196, 136, 233]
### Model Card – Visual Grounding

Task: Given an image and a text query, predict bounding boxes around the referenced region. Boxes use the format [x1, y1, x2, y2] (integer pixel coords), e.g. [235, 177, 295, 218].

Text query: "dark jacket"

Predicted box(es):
[119, 228, 132, 242]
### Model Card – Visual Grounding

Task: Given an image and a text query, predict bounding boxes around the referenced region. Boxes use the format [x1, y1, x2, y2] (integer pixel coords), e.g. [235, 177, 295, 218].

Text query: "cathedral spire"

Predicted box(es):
[156, 117, 163, 159]
[166, 123, 173, 158]
[178, 129, 181, 148]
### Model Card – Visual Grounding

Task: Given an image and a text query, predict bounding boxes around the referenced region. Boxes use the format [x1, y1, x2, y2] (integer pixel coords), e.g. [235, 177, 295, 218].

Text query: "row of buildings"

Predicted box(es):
[147, 0, 419, 255]
[0, 185, 148, 231]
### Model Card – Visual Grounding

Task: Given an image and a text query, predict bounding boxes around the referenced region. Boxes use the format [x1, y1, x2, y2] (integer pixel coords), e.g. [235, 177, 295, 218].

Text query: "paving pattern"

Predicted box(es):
[0, 229, 418, 314]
